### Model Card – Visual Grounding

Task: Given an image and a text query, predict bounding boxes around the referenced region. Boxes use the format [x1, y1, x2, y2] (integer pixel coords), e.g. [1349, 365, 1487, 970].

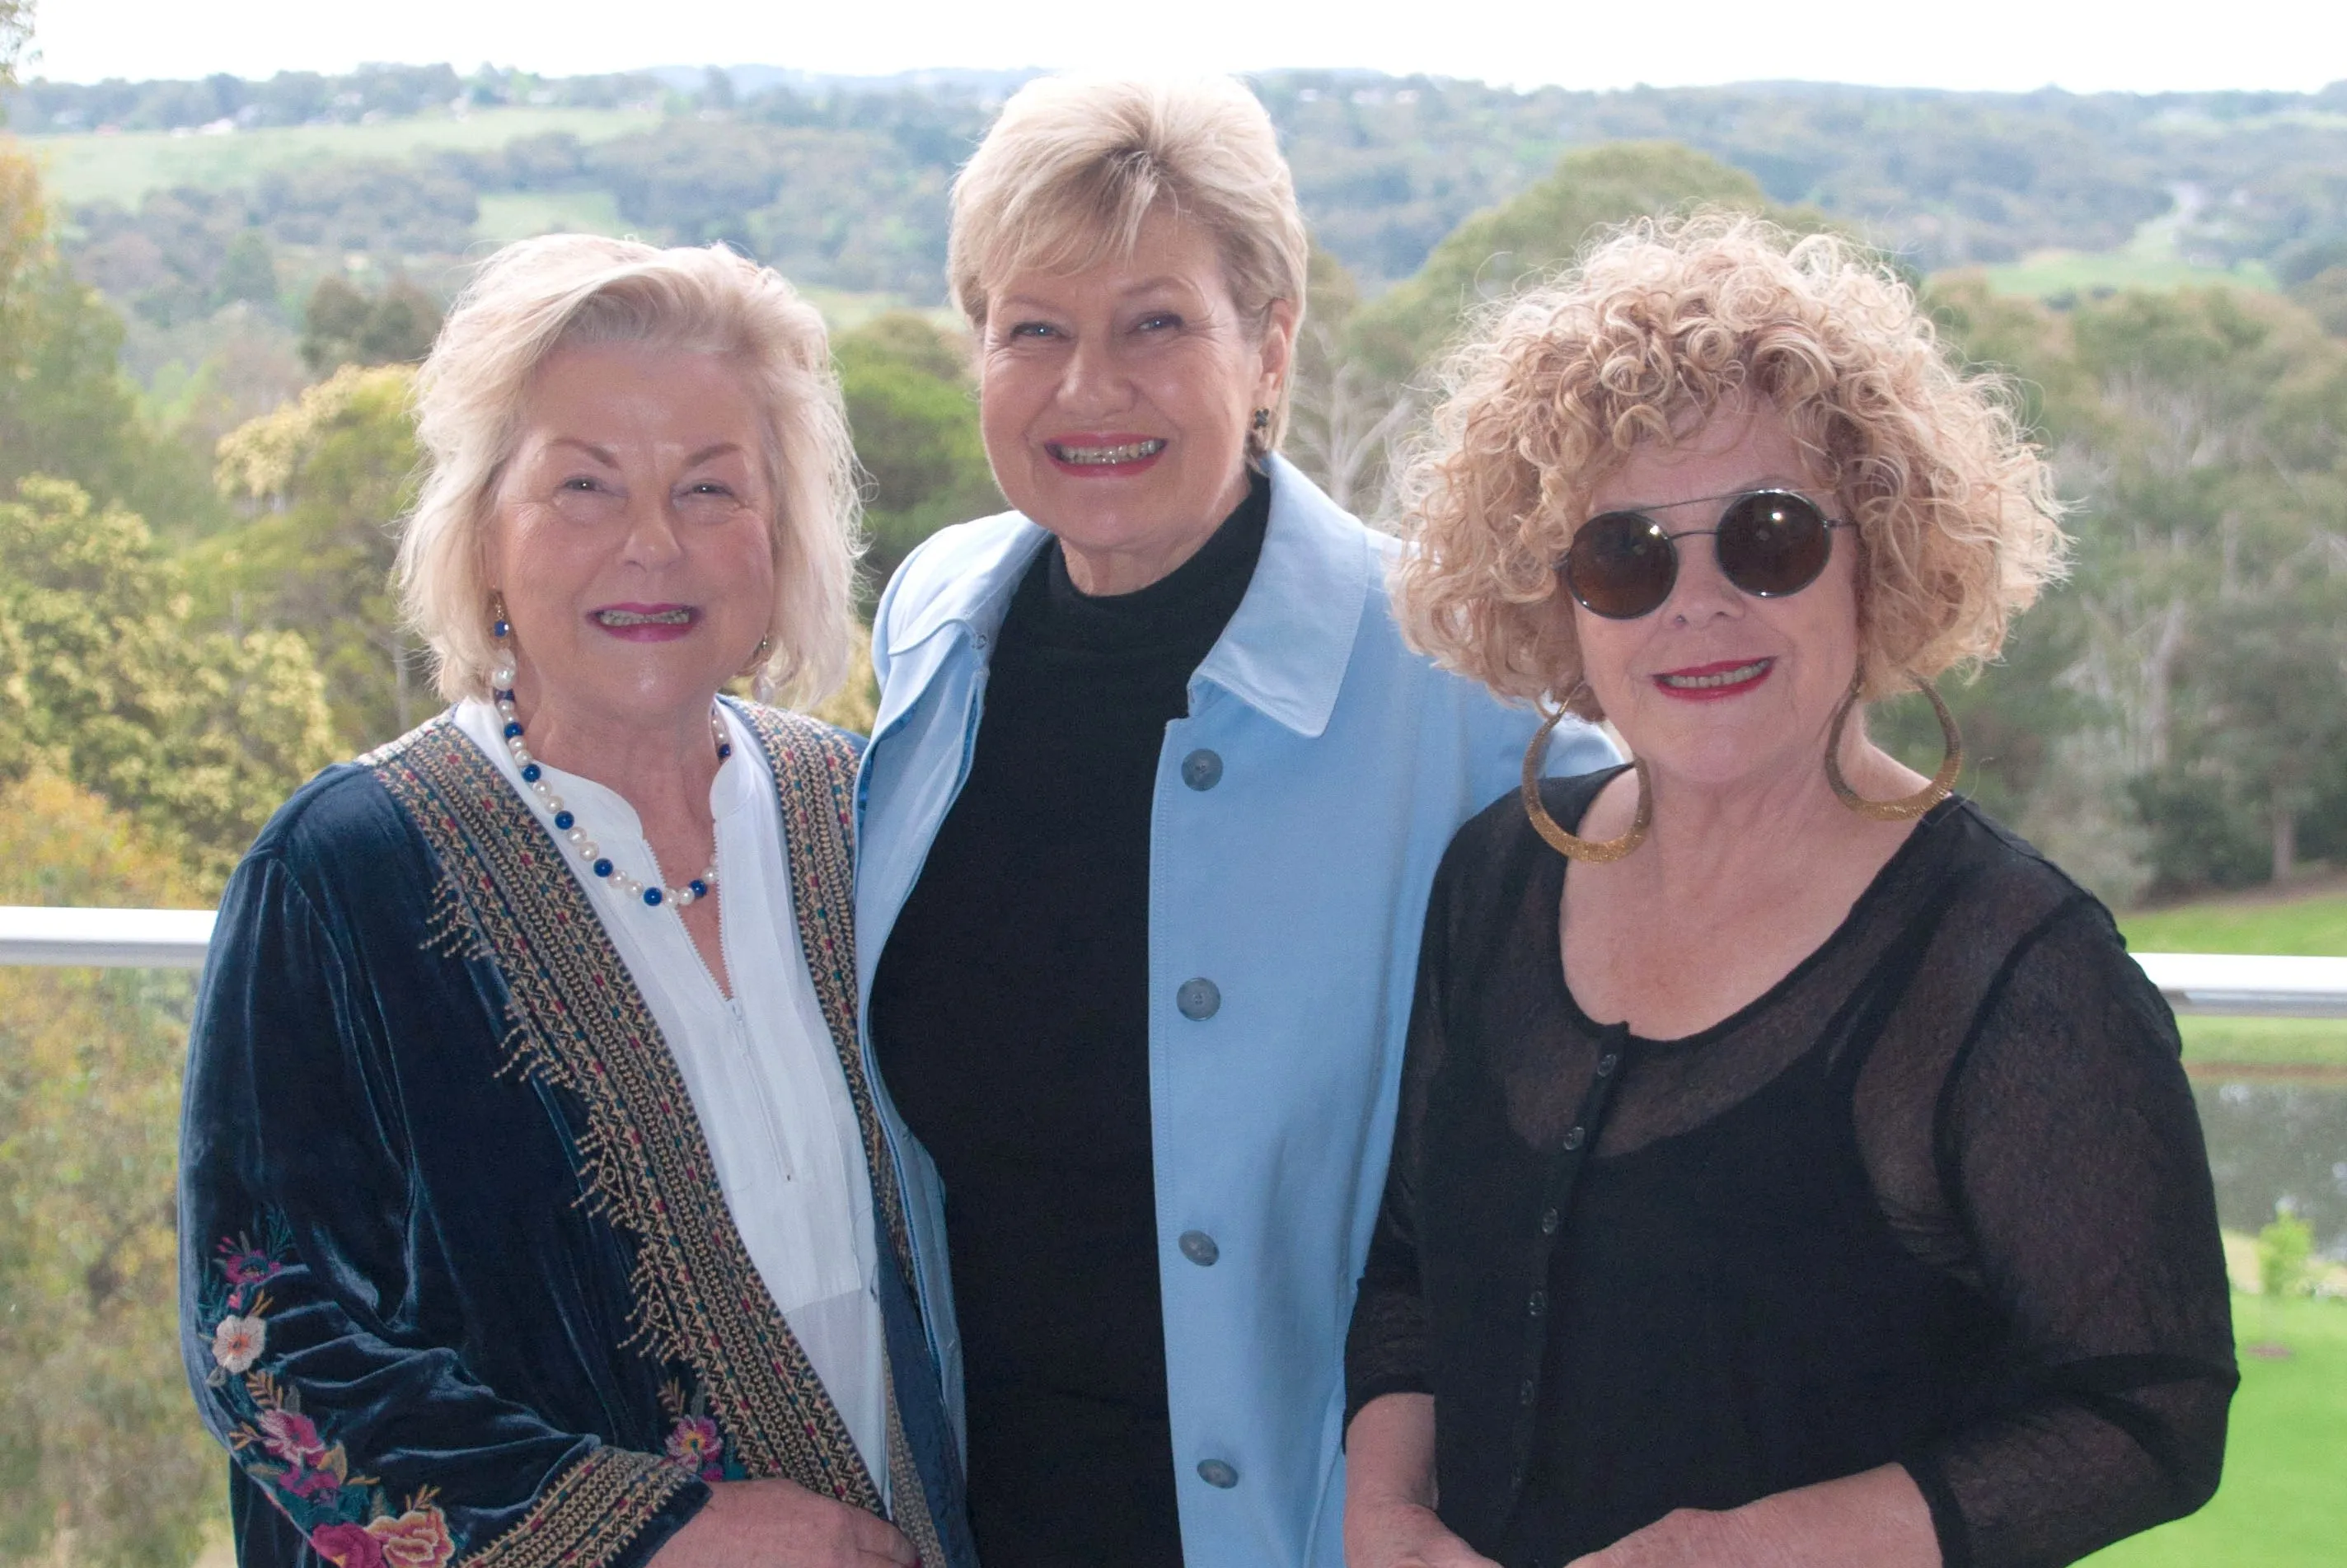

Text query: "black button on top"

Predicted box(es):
[1597, 1051, 1620, 1076]
[1182, 749, 1224, 790]
[1197, 1458, 1239, 1488]
[1177, 978, 1221, 1019]
[1562, 1125, 1586, 1151]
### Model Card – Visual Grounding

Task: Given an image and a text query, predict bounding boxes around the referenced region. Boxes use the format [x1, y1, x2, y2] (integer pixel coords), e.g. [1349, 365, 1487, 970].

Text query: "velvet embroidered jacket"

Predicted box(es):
[177, 704, 975, 1568]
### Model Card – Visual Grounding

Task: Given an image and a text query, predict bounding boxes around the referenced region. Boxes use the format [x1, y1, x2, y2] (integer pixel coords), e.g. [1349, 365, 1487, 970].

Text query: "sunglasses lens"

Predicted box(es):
[1566, 512, 1677, 619]
[1717, 492, 1832, 597]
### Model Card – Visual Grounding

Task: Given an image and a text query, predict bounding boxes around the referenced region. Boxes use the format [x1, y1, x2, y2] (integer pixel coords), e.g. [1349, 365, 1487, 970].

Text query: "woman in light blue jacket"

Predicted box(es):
[851, 73, 1615, 1568]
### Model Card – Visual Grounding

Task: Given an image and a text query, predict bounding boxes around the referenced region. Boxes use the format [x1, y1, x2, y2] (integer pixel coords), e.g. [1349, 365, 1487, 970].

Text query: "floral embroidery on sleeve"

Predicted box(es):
[197, 1215, 458, 1568]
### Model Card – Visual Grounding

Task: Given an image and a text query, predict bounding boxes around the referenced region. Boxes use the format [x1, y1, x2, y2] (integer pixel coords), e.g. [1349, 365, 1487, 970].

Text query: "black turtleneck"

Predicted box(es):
[869, 473, 1270, 1566]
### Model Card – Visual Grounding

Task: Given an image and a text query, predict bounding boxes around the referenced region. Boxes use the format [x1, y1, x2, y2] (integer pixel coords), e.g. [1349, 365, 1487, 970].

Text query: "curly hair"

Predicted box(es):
[1393, 213, 2066, 717]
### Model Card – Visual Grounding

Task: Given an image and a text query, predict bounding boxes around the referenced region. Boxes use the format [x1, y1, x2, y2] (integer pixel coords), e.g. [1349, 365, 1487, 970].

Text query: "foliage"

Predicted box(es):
[0, 142, 225, 534]
[1287, 143, 1811, 521]
[834, 311, 1000, 590]
[34, 72, 2347, 325]
[1349, 142, 1800, 381]
[0, 773, 223, 1568]
[9, 63, 663, 136]
[0, 476, 338, 888]
[0, 0, 29, 91]
[2259, 1207, 2317, 1300]
[1928, 277, 2347, 896]
[201, 363, 424, 751]
[298, 275, 443, 373]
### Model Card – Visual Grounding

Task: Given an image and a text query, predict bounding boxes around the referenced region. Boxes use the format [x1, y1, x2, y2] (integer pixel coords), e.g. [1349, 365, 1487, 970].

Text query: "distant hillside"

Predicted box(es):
[14, 63, 2347, 352]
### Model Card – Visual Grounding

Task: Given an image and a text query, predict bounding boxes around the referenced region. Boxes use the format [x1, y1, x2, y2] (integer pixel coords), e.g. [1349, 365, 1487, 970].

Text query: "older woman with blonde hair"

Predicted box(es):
[179, 235, 973, 1568]
[1342, 216, 2236, 1568]
[853, 73, 1614, 1566]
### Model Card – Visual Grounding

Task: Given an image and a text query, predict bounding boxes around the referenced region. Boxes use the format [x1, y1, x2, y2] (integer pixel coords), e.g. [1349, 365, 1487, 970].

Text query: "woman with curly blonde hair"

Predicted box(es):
[1342, 217, 2234, 1568]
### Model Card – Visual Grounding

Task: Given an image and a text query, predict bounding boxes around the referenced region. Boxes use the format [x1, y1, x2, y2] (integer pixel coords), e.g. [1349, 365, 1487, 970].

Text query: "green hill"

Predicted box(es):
[28, 105, 656, 208]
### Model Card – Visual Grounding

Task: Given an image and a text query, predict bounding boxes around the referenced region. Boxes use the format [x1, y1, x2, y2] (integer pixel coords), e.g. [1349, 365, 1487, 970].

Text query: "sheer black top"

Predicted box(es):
[1346, 770, 2236, 1568]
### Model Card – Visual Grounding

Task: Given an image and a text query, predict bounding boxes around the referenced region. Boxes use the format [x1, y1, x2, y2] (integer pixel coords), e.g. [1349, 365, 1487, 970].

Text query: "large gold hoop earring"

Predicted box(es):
[1523, 697, 1651, 864]
[1825, 672, 1963, 821]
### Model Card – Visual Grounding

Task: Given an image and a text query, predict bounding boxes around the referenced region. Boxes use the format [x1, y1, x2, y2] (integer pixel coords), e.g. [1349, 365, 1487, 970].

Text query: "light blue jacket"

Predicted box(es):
[851, 457, 1616, 1566]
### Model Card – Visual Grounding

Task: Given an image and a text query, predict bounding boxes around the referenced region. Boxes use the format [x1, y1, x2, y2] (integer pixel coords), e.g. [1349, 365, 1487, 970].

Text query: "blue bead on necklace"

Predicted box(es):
[488, 648, 724, 910]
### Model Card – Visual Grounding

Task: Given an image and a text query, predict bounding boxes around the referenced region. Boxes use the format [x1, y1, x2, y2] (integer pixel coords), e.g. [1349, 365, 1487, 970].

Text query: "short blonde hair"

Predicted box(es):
[397, 234, 860, 707]
[947, 73, 1309, 449]
[1394, 214, 2067, 716]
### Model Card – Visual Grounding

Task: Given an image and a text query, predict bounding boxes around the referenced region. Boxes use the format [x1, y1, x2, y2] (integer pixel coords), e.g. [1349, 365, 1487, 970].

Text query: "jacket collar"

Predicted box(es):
[1190, 456, 1369, 738]
[885, 455, 1370, 739]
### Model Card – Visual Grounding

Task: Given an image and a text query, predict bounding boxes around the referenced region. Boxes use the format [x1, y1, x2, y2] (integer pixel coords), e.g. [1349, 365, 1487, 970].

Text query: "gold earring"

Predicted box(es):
[1522, 694, 1651, 863]
[1825, 672, 1962, 821]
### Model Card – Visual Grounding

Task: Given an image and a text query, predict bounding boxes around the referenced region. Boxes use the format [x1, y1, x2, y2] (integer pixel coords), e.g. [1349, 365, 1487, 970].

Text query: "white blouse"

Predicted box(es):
[454, 700, 887, 1490]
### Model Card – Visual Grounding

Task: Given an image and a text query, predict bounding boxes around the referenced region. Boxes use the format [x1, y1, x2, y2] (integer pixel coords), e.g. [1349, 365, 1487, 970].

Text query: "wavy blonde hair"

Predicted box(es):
[396, 234, 860, 707]
[947, 73, 1309, 452]
[1394, 214, 2066, 717]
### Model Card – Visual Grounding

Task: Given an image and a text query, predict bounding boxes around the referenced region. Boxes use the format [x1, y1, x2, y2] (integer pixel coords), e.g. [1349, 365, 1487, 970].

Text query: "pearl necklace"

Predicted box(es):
[489, 660, 726, 910]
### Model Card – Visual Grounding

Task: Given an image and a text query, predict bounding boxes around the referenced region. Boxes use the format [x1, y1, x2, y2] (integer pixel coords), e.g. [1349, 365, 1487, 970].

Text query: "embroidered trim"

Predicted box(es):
[367, 714, 879, 1509]
[881, 1351, 947, 1568]
[732, 705, 917, 1282]
[465, 1449, 694, 1568]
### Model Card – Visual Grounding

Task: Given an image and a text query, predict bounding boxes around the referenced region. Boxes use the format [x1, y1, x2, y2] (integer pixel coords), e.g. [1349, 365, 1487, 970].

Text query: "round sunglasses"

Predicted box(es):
[1561, 489, 1852, 620]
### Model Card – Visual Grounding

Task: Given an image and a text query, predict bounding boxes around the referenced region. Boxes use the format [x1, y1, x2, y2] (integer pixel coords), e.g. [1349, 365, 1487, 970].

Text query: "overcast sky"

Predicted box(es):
[24, 0, 2347, 94]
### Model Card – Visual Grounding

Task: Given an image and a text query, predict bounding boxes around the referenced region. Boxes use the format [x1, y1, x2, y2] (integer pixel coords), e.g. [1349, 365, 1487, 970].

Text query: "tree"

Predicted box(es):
[1286, 247, 1416, 522]
[0, 0, 30, 90]
[1347, 142, 1806, 381]
[213, 227, 279, 309]
[0, 476, 338, 888]
[298, 275, 444, 375]
[0, 773, 224, 1568]
[1929, 276, 2347, 894]
[0, 143, 225, 534]
[833, 312, 1000, 592]
[203, 363, 425, 751]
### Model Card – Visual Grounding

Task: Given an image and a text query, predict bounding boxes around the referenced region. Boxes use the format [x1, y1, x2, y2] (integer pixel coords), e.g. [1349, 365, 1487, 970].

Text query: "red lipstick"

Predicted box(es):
[1652, 657, 1773, 702]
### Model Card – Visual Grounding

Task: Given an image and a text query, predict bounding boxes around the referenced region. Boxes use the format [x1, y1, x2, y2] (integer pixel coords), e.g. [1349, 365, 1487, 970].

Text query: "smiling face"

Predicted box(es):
[1572, 399, 1863, 792]
[977, 207, 1295, 596]
[485, 342, 777, 737]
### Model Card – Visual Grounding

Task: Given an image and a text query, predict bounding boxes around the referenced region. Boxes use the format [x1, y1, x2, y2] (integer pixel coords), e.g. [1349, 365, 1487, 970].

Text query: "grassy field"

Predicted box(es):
[2085, 1294, 2347, 1566]
[2117, 889, 2347, 1070]
[1979, 209, 2278, 302]
[24, 106, 656, 206]
[474, 189, 630, 245]
[2121, 891, 2347, 957]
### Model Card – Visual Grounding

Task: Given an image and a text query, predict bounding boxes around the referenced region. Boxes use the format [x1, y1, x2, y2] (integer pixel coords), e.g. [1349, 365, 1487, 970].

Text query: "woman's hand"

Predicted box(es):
[1347, 1497, 1502, 1568]
[653, 1478, 917, 1567]
[1564, 1465, 1939, 1568]
[1343, 1393, 1502, 1568]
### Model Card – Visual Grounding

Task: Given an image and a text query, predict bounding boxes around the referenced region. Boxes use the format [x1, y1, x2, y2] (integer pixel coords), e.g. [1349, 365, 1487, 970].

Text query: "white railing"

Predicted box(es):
[0, 906, 217, 968]
[2, 905, 2345, 1018]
